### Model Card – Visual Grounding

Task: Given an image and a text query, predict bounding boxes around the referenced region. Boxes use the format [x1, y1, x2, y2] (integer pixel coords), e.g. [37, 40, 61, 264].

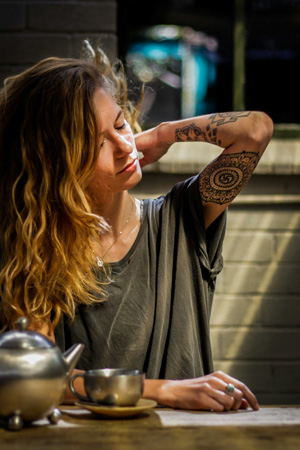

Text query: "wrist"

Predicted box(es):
[156, 121, 174, 146]
[142, 378, 176, 407]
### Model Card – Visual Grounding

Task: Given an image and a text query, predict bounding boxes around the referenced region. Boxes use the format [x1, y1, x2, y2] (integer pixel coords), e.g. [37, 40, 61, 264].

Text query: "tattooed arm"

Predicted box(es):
[135, 111, 273, 228]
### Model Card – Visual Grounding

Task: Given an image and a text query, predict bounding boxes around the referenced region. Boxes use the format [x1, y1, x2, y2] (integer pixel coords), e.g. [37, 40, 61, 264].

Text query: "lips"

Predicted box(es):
[118, 159, 138, 174]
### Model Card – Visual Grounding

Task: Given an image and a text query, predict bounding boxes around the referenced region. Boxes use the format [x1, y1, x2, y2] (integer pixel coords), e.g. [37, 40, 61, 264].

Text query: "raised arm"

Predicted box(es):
[135, 111, 273, 228]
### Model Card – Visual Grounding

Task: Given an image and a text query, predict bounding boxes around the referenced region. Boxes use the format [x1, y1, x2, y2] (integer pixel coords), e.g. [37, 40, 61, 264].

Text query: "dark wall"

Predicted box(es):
[0, 0, 118, 86]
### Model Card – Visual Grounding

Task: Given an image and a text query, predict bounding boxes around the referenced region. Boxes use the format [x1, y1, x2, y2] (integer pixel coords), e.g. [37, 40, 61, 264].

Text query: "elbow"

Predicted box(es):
[258, 111, 274, 143]
[250, 111, 274, 154]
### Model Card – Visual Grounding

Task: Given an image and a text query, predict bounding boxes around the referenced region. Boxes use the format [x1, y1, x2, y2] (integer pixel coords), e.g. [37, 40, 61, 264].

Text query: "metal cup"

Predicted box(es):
[69, 368, 145, 406]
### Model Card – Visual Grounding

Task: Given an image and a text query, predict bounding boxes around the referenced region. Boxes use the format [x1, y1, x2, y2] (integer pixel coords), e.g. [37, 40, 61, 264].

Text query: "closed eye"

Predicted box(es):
[115, 120, 128, 131]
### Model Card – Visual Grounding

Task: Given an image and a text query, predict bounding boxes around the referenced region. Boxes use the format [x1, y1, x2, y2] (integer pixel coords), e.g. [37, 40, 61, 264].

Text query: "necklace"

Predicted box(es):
[95, 197, 135, 268]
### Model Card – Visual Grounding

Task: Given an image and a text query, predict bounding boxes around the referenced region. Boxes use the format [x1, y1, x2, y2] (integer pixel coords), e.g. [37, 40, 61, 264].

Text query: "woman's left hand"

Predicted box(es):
[134, 123, 172, 168]
[143, 371, 259, 412]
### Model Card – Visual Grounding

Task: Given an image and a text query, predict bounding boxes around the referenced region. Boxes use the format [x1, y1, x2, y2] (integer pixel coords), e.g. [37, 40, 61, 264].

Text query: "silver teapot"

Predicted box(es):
[0, 317, 84, 430]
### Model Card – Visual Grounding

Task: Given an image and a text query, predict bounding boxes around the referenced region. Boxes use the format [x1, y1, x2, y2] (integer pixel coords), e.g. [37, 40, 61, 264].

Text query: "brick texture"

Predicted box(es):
[211, 328, 300, 360]
[0, 0, 118, 85]
[0, 2, 25, 30]
[211, 206, 300, 404]
[213, 361, 273, 393]
[222, 232, 273, 262]
[28, 2, 117, 32]
[0, 34, 72, 64]
[218, 264, 300, 295]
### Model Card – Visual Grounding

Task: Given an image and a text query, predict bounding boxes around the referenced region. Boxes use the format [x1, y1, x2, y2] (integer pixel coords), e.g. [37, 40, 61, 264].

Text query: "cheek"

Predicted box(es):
[91, 166, 113, 187]
[86, 158, 114, 191]
[94, 150, 115, 177]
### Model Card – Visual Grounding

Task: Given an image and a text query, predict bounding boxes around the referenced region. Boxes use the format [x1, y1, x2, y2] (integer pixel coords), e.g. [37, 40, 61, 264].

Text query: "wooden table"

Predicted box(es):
[1, 405, 300, 450]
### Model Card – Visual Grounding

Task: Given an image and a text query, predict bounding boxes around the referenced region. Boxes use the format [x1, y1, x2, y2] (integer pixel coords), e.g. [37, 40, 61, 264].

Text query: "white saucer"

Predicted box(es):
[75, 399, 157, 418]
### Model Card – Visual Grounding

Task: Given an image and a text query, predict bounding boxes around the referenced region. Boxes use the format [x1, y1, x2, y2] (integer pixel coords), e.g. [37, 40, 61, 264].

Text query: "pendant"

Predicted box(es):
[96, 256, 104, 268]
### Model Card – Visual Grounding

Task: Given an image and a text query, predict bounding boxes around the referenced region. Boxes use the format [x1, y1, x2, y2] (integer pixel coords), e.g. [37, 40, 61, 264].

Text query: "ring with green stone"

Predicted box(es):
[225, 383, 235, 395]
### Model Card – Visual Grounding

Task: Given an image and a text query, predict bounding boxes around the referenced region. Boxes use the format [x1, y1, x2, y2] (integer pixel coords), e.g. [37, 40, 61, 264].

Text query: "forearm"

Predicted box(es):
[157, 111, 273, 156]
[135, 111, 273, 171]
[61, 371, 259, 412]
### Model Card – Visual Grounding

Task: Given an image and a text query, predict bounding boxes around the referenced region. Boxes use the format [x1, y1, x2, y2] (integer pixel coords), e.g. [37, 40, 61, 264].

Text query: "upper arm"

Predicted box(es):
[199, 150, 260, 228]
[197, 112, 273, 229]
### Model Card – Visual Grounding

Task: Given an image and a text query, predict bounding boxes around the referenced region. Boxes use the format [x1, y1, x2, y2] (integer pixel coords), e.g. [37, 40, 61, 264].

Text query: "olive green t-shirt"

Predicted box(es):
[55, 175, 226, 379]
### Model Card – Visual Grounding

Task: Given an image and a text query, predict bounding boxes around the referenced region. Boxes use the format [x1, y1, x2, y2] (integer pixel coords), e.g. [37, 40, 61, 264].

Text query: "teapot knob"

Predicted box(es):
[17, 317, 29, 331]
[8, 413, 23, 431]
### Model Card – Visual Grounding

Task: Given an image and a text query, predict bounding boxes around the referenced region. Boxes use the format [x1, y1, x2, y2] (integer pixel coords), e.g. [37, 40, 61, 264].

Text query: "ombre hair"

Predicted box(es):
[0, 41, 142, 331]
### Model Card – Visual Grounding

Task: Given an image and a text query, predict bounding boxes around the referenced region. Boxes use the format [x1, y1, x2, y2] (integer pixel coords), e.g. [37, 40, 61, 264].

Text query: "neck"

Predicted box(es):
[94, 191, 133, 237]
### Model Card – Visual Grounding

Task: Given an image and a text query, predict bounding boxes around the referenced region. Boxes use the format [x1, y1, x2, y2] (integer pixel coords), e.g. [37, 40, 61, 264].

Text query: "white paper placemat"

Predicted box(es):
[155, 407, 300, 427]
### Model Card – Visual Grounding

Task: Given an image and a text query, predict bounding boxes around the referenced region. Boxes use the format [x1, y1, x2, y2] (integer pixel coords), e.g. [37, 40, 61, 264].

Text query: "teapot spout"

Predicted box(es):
[63, 343, 84, 375]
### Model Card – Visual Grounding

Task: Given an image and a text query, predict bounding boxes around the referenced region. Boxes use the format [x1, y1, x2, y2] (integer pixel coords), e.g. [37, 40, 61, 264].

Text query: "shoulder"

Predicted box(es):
[142, 174, 205, 232]
[143, 175, 201, 214]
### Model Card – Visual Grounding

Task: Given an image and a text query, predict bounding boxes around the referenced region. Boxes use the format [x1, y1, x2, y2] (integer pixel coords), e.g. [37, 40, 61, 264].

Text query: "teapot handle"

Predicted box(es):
[69, 373, 89, 402]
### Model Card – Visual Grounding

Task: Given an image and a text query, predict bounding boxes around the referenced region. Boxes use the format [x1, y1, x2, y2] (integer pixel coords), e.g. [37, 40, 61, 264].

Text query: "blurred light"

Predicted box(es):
[127, 25, 219, 121]
[158, 71, 182, 88]
[150, 25, 181, 41]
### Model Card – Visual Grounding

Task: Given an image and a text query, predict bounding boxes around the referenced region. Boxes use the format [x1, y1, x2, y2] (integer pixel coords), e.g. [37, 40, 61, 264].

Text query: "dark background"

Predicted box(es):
[118, 0, 300, 124]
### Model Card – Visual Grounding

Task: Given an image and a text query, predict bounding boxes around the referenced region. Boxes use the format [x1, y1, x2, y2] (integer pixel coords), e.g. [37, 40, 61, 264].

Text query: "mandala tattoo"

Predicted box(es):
[199, 151, 259, 205]
[175, 123, 222, 146]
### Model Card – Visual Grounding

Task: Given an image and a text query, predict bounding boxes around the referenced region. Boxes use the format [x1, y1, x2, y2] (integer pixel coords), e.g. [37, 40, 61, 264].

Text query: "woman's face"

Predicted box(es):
[86, 87, 142, 201]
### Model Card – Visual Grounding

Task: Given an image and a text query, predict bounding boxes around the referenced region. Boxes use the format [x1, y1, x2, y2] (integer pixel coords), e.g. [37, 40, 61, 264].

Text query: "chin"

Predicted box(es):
[127, 170, 142, 191]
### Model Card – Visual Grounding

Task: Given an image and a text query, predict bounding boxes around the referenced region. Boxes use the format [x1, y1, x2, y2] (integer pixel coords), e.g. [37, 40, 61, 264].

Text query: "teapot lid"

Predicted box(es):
[0, 317, 55, 350]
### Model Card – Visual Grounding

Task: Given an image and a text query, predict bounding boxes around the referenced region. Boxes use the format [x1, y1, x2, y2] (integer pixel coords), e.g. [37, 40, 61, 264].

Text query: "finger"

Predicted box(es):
[240, 398, 249, 410]
[139, 157, 151, 168]
[201, 383, 236, 412]
[208, 376, 244, 410]
[139, 157, 146, 168]
[224, 388, 244, 411]
[218, 373, 259, 411]
[231, 380, 258, 411]
[207, 397, 228, 412]
[216, 386, 243, 411]
[196, 391, 228, 412]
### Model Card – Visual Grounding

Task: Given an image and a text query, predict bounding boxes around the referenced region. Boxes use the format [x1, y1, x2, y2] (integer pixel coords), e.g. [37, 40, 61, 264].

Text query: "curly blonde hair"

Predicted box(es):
[0, 42, 142, 331]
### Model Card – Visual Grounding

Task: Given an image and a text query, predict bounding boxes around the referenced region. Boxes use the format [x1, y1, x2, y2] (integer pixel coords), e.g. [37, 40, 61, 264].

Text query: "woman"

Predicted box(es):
[0, 44, 273, 412]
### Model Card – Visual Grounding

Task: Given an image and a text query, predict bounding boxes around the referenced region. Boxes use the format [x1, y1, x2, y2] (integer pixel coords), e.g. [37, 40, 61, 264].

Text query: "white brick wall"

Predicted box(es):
[212, 208, 300, 404]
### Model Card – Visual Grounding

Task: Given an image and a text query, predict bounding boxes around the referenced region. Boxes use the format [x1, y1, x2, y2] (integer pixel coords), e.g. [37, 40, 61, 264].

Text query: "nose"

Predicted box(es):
[113, 132, 134, 156]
